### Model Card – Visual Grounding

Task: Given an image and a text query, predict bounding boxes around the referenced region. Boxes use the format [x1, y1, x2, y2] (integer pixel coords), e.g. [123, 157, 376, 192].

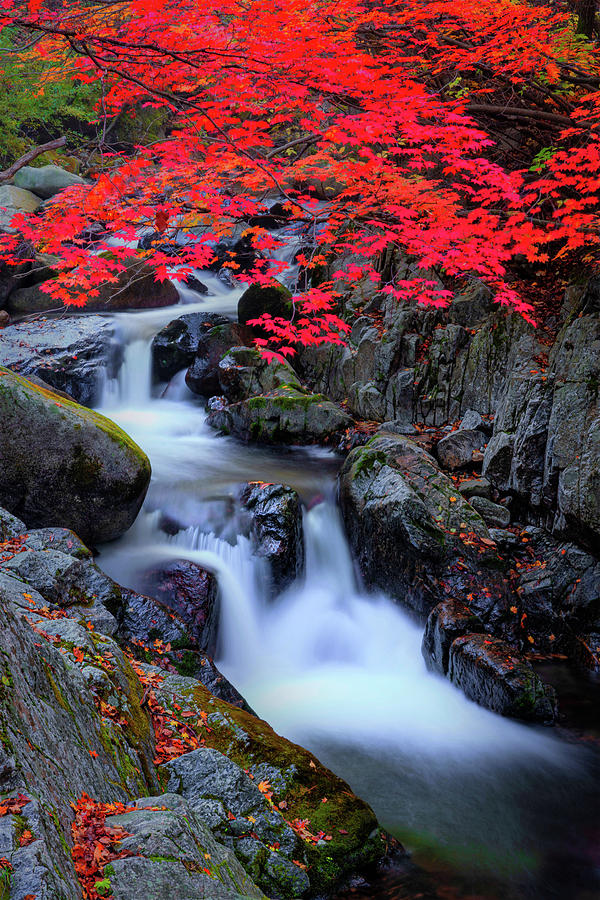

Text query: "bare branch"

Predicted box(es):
[0, 137, 68, 184]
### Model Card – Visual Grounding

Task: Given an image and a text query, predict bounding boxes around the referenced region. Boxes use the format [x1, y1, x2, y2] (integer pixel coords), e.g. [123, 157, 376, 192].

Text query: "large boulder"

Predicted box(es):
[208, 386, 353, 445]
[448, 634, 557, 724]
[7, 260, 178, 314]
[151, 312, 231, 382]
[0, 368, 151, 543]
[338, 434, 508, 620]
[14, 163, 85, 198]
[185, 322, 254, 396]
[436, 428, 486, 470]
[0, 314, 117, 406]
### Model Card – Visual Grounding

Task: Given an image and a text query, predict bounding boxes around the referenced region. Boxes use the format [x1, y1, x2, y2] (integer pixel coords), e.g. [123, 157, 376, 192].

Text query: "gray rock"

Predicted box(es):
[469, 496, 511, 528]
[14, 164, 85, 199]
[219, 346, 301, 402]
[152, 312, 231, 382]
[0, 505, 26, 540]
[460, 409, 485, 431]
[457, 477, 492, 500]
[448, 634, 557, 723]
[166, 748, 309, 898]
[436, 429, 486, 469]
[0, 314, 117, 406]
[0, 184, 41, 230]
[487, 528, 520, 550]
[0, 367, 151, 543]
[106, 793, 265, 900]
[208, 386, 353, 445]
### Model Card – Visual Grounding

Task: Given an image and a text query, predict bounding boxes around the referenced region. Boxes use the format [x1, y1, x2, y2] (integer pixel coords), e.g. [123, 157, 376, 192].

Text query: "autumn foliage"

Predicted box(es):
[0, 0, 599, 352]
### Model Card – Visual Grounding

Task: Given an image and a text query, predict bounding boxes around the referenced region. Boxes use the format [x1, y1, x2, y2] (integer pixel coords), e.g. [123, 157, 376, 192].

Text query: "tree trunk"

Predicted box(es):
[577, 0, 597, 38]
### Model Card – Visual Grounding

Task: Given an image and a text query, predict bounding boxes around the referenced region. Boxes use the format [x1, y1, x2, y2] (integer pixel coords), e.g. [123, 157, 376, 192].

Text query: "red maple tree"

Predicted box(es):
[0, 0, 599, 354]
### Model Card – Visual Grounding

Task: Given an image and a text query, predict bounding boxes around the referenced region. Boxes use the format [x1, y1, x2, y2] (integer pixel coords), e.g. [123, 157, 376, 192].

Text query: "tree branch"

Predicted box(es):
[0, 137, 67, 184]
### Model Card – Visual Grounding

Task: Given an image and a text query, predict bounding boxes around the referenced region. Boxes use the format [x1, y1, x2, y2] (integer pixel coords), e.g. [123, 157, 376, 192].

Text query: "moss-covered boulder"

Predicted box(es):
[207, 385, 353, 444]
[0, 367, 151, 543]
[151, 311, 231, 382]
[150, 669, 386, 895]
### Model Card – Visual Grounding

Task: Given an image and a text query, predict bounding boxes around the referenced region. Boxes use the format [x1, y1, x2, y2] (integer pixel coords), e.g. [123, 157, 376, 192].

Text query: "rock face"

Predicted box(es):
[0, 314, 117, 406]
[482, 303, 600, 544]
[422, 600, 484, 675]
[208, 386, 353, 444]
[152, 312, 231, 382]
[339, 434, 506, 618]
[185, 322, 255, 396]
[436, 428, 486, 469]
[448, 634, 557, 723]
[7, 261, 178, 314]
[239, 482, 304, 592]
[14, 163, 85, 198]
[0, 368, 151, 543]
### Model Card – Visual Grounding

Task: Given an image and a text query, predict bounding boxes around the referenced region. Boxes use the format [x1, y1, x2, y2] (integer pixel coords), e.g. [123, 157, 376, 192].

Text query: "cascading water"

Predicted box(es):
[94, 276, 600, 900]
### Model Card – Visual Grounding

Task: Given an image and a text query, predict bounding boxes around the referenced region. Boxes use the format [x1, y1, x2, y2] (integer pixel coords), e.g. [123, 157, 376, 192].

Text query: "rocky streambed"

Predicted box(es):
[0, 218, 599, 899]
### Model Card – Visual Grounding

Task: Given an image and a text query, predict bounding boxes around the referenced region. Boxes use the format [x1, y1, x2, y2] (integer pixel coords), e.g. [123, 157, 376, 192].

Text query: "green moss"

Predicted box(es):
[43, 662, 74, 715]
[69, 446, 102, 488]
[353, 449, 387, 478]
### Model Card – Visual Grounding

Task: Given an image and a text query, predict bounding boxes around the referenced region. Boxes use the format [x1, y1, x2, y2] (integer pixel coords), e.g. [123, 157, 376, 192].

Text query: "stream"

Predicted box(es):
[91, 276, 600, 900]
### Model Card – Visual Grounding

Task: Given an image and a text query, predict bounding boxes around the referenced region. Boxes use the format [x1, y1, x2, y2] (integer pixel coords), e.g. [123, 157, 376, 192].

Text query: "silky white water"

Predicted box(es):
[94, 285, 598, 895]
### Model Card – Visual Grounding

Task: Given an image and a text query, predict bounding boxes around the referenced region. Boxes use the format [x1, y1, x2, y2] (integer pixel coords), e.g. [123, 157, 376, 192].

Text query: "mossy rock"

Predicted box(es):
[152, 671, 386, 894]
[237, 282, 293, 330]
[0, 367, 151, 543]
[207, 386, 353, 445]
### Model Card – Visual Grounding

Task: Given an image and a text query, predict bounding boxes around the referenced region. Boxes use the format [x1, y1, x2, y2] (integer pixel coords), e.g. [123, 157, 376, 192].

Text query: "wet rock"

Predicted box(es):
[152, 669, 386, 896]
[117, 589, 191, 647]
[422, 600, 485, 675]
[219, 346, 301, 402]
[19, 526, 92, 558]
[248, 201, 291, 231]
[185, 322, 254, 396]
[240, 482, 304, 592]
[138, 559, 219, 655]
[448, 634, 557, 723]
[238, 282, 292, 329]
[183, 273, 209, 294]
[513, 528, 600, 651]
[106, 793, 265, 899]
[0, 504, 26, 540]
[14, 163, 85, 198]
[152, 312, 231, 382]
[469, 496, 511, 528]
[208, 386, 353, 445]
[0, 314, 117, 406]
[8, 260, 178, 314]
[209, 232, 258, 274]
[436, 428, 486, 469]
[0, 368, 151, 543]
[457, 477, 492, 500]
[166, 748, 309, 898]
[339, 434, 505, 619]
[488, 528, 520, 550]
